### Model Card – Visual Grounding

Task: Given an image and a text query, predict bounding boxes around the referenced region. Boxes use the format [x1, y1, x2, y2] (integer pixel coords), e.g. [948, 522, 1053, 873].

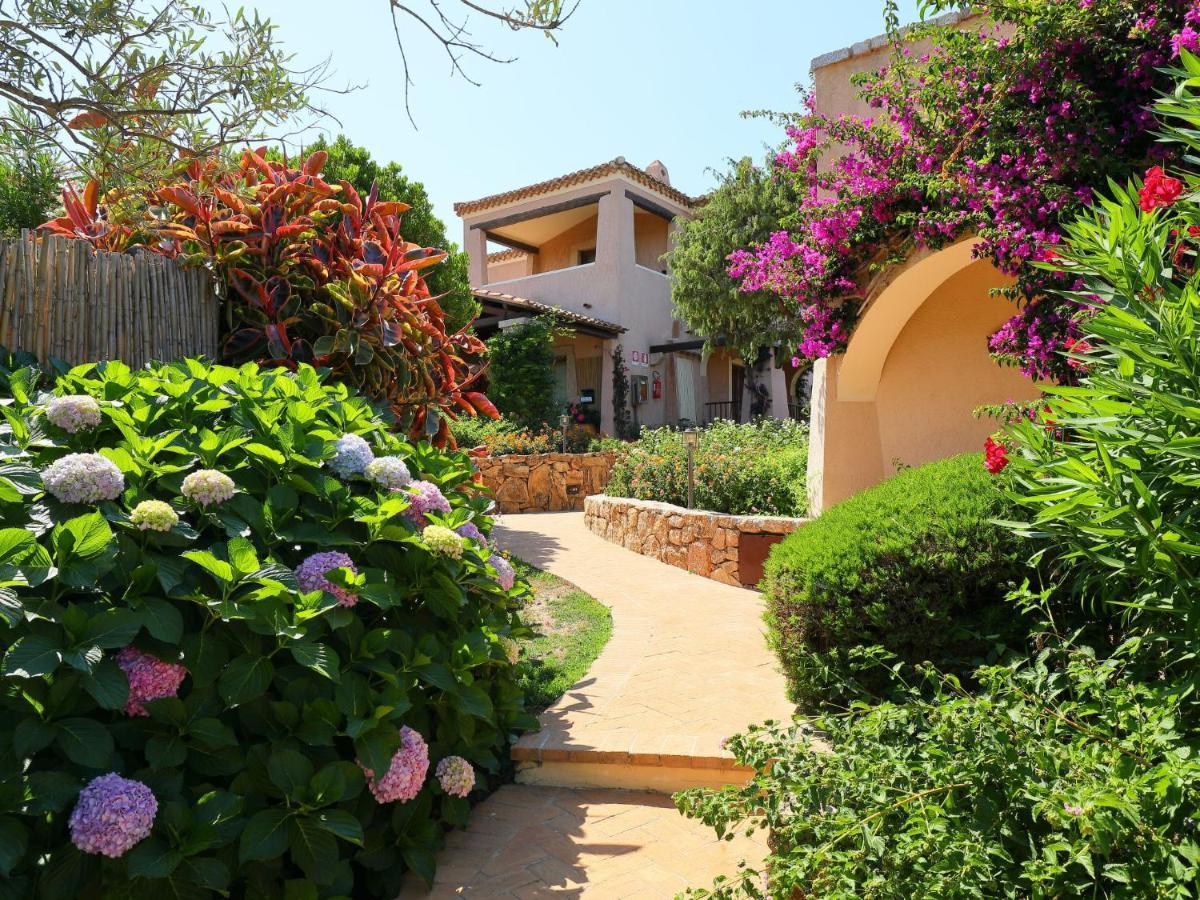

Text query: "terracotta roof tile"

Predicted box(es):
[454, 157, 699, 217]
[473, 288, 625, 335]
[486, 248, 528, 264]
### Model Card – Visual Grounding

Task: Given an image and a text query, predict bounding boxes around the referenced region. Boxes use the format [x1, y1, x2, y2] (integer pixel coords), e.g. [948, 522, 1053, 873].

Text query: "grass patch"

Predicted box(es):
[513, 557, 612, 712]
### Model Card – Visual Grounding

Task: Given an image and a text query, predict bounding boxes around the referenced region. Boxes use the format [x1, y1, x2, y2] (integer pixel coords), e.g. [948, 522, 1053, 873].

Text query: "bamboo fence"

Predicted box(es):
[0, 231, 219, 367]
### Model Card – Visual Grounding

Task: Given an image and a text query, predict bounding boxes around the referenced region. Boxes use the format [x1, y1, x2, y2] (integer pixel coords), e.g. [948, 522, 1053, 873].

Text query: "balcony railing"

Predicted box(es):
[703, 400, 742, 424]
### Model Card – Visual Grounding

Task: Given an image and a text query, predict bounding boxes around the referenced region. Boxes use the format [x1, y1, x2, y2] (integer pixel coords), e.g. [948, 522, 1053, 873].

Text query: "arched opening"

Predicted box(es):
[806, 241, 1040, 513]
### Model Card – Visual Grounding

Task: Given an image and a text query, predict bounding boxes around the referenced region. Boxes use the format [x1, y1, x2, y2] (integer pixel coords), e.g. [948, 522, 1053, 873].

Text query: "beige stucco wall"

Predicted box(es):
[634, 212, 669, 271]
[486, 255, 533, 281]
[806, 248, 1040, 512]
[534, 214, 599, 274]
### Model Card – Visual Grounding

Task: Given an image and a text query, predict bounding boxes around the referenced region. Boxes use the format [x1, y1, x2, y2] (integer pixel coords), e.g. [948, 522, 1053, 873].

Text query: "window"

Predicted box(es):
[577, 247, 596, 265]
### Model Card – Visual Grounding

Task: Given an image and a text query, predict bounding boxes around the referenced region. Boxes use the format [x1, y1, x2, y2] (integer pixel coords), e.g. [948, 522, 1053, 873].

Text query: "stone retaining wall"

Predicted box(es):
[477, 451, 618, 514]
[584, 495, 808, 588]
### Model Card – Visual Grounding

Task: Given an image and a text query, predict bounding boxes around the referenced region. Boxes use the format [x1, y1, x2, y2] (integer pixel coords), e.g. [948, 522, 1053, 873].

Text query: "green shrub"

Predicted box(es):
[677, 642, 1200, 899]
[606, 419, 808, 516]
[450, 416, 613, 457]
[763, 453, 1023, 708]
[484, 316, 564, 430]
[0, 358, 534, 896]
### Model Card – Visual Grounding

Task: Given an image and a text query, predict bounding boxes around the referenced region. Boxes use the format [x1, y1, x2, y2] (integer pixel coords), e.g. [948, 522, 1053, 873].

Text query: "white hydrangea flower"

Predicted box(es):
[328, 433, 374, 478]
[365, 455, 412, 490]
[42, 453, 124, 504]
[129, 500, 178, 532]
[181, 469, 235, 507]
[422, 524, 465, 559]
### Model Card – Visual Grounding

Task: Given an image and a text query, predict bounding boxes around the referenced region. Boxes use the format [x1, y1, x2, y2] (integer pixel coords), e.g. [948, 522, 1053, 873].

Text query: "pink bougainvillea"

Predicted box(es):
[730, 1, 1196, 384]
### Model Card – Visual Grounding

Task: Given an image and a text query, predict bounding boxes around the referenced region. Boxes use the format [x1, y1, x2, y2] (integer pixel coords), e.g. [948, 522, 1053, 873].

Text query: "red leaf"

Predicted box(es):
[67, 111, 109, 130]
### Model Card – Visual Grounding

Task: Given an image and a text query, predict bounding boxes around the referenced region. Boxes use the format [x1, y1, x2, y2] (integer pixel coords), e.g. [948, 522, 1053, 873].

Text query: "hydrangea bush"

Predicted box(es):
[0, 359, 533, 896]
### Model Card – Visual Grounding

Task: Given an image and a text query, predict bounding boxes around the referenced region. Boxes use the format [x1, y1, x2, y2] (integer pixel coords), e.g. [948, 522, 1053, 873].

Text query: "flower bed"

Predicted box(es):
[605, 419, 809, 517]
[584, 495, 807, 588]
[0, 357, 534, 895]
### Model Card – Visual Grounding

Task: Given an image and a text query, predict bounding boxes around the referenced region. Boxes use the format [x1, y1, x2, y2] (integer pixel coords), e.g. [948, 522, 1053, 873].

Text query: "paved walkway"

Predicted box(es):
[404, 512, 794, 897]
[502, 512, 794, 782]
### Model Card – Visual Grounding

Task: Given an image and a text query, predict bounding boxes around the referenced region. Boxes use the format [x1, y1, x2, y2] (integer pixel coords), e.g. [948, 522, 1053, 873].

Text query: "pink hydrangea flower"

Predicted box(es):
[116, 646, 187, 716]
[46, 394, 102, 433]
[69, 773, 157, 858]
[295, 551, 358, 607]
[435, 756, 475, 798]
[489, 553, 515, 591]
[361, 726, 429, 804]
[404, 480, 451, 526]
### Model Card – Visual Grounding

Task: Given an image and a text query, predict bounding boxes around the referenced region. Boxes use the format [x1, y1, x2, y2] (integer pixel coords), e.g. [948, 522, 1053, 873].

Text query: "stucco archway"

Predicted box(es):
[806, 240, 1040, 514]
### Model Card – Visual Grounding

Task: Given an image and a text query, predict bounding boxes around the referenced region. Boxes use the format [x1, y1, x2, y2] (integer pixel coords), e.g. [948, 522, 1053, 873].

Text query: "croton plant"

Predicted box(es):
[42, 150, 497, 446]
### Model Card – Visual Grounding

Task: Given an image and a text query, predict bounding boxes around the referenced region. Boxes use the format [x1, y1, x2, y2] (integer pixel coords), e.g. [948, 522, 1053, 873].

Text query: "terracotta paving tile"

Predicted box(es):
[402, 786, 765, 897]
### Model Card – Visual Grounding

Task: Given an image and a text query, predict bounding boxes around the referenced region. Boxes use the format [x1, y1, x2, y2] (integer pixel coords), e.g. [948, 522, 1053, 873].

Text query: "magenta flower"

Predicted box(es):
[69, 774, 157, 858]
[295, 551, 359, 607]
[404, 480, 451, 526]
[117, 646, 187, 716]
[361, 726, 429, 804]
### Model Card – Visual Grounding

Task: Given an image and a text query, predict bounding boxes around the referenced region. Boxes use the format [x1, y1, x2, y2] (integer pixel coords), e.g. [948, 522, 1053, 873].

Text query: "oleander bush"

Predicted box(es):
[606, 419, 808, 516]
[0, 358, 534, 897]
[678, 639, 1200, 899]
[762, 453, 1024, 709]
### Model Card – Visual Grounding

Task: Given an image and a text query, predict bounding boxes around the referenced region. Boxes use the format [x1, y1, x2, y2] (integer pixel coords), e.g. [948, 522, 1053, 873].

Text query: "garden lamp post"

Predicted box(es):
[682, 427, 698, 509]
[559, 414, 570, 453]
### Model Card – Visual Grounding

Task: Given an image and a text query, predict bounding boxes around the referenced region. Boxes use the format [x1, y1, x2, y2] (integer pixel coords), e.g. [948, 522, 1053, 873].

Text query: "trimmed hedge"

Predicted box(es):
[762, 453, 1024, 708]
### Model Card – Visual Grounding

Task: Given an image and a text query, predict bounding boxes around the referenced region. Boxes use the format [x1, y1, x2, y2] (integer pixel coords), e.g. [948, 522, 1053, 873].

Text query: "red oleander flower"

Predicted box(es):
[984, 436, 1009, 475]
[1140, 167, 1185, 212]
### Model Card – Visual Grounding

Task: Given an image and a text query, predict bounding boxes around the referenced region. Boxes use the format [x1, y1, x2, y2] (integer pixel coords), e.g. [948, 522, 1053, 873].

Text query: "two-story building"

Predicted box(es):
[454, 157, 794, 433]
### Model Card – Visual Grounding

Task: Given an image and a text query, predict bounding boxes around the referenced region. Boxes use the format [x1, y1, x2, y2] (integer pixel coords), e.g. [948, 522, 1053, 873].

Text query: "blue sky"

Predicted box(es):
[247, 0, 922, 240]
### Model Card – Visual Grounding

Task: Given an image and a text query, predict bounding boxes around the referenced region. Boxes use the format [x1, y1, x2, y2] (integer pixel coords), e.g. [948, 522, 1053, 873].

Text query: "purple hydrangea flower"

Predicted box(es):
[361, 726, 429, 804]
[455, 522, 488, 547]
[42, 453, 124, 504]
[46, 394, 102, 433]
[489, 553, 515, 591]
[69, 773, 157, 858]
[404, 480, 451, 526]
[329, 433, 374, 478]
[435, 755, 475, 798]
[116, 646, 188, 717]
[295, 551, 359, 607]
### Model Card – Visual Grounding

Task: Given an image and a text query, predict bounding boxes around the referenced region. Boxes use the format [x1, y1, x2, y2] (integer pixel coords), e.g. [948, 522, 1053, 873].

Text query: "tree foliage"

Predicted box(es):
[298, 135, 477, 332]
[665, 157, 796, 362]
[0, 115, 59, 238]
[484, 316, 564, 430]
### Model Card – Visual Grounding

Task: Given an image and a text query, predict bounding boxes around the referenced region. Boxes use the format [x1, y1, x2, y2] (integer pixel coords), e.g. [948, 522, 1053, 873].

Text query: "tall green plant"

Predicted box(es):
[484, 316, 564, 430]
[610, 343, 632, 440]
[1002, 52, 1200, 667]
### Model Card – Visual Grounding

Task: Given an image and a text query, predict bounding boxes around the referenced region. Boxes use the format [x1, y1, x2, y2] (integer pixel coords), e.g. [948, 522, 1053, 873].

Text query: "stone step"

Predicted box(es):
[511, 731, 754, 793]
